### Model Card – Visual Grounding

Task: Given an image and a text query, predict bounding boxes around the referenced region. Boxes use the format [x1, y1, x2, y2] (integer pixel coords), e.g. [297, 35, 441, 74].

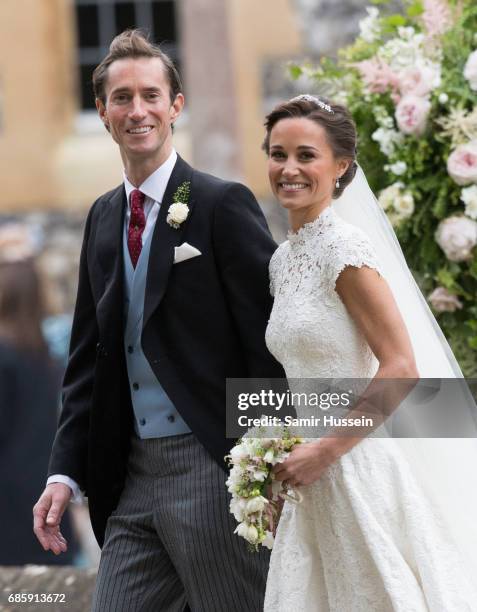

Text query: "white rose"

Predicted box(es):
[234, 521, 250, 539]
[229, 444, 249, 463]
[428, 287, 463, 313]
[372, 127, 404, 157]
[378, 182, 404, 211]
[394, 192, 415, 218]
[230, 497, 247, 522]
[226, 465, 244, 491]
[250, 468, 268, 482]
[263, 449, 276, 464]
[398, 65, 437, 98]
[235, 522, 259, 544]
[464, 50, 477, 91]
[461, 185, 477, 220]
[262, 531, 275, 550]
[435, 215, 477, 262]
[388, 161, 407, 176]
[447, 141, 477, 186]
[246, 496, 268, 514]
[167, 201, 189, 224]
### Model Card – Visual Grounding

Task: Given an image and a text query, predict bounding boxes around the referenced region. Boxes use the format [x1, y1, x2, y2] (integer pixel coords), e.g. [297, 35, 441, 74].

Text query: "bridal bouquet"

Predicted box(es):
[225, 429, 302, 551]
[290, 0, 477, 376]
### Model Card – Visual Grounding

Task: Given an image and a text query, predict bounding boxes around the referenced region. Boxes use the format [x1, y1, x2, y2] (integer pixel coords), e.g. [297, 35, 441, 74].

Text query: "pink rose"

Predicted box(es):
[398, 66, 434, 98]
[435, 215, 477, 262]
[395, 95, 431, 135]
[447, 141, 477, 186]
[428, 287, 463, 313]
[355, 59, 400, 95]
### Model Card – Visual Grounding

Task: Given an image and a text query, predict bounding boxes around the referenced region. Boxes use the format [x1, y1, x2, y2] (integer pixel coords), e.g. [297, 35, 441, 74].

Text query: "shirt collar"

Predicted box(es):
[123, 149, 178, 206]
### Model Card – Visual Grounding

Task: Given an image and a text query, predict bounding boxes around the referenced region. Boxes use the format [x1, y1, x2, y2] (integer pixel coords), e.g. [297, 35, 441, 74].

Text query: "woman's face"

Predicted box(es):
[268, 117, 349, 218]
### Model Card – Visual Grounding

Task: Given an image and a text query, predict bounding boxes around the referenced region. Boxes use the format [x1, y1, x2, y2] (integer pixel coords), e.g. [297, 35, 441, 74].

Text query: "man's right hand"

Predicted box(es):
[33, 483, 71, 555]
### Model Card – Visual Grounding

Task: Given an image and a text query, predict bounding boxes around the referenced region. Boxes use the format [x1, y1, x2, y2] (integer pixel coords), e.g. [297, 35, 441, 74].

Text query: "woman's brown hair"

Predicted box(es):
[263, 96, 358, 198]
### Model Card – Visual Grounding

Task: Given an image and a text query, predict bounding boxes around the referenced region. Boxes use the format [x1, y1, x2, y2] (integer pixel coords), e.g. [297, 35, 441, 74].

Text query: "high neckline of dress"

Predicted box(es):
[287, 205, 335, 244]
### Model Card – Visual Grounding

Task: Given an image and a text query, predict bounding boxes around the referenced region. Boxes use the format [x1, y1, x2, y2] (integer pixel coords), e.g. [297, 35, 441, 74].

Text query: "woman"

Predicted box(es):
[262, 96, 477, 611]
[0, 224, 76, 565]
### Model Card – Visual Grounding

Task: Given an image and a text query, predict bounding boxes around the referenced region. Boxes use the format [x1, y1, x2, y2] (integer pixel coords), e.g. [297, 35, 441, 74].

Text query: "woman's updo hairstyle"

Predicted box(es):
[262, 95, 358, 199]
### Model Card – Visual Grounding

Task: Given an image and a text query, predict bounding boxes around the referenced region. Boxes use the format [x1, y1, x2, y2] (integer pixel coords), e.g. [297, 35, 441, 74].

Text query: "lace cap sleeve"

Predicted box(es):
[326, 224, 382, 290]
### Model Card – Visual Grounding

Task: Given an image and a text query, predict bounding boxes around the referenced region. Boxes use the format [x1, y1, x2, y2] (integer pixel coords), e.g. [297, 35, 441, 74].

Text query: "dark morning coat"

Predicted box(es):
[48, 155, 285, 546]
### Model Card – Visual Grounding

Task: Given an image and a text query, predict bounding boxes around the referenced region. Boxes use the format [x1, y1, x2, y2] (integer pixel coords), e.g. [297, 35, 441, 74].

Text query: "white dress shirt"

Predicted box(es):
[47, 149, 178, 503]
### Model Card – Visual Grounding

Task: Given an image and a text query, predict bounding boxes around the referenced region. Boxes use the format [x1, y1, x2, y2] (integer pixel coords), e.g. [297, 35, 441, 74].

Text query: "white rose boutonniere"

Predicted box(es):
[167, 181, 191, 229]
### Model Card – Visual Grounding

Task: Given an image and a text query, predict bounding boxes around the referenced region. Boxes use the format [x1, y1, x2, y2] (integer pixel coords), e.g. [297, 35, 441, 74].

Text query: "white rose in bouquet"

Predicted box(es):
[461, 185, 477, 220]
[435, 216, 477, 262]
[235, 522, 259, 545]
[428, 287, 463, 313]
[246, 496, 268, 514]
[230, 497, 247, 522]
[464, 50, 477, 91]
[395, 95, 431, 135]
[447, 141, 477, 185]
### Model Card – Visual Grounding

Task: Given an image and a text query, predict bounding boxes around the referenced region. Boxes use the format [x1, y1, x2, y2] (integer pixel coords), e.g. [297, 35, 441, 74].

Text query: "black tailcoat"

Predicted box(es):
[48, 156, 285, 546]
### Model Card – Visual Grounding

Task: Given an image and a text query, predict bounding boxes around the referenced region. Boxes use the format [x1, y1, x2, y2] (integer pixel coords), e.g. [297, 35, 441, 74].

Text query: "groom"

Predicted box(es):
[33, 29, 284, 611]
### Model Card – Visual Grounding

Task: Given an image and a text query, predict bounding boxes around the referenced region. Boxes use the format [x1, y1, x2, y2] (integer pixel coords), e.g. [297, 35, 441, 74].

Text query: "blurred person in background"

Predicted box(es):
[0, 223, 77, 566]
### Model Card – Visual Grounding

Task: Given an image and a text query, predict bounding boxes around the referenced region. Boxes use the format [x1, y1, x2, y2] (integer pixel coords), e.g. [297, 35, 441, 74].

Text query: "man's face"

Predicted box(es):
[96, 57, 184, 167]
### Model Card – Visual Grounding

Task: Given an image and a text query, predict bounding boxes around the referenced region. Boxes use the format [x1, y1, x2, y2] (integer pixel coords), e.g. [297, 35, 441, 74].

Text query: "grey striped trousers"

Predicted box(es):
[91, 433, 270, 611]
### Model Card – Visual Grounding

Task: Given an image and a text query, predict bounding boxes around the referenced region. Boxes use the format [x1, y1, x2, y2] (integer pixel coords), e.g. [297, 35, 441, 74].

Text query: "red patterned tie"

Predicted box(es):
[128, 189, 146, 268]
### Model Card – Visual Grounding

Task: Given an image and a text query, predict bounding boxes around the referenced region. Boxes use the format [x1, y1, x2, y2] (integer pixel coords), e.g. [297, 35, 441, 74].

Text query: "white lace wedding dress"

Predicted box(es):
[264, 206, 477, 612]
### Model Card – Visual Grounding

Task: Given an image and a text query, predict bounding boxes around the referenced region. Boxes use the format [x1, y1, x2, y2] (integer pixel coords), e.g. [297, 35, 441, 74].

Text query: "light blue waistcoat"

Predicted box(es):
[122, 222, 191, 438]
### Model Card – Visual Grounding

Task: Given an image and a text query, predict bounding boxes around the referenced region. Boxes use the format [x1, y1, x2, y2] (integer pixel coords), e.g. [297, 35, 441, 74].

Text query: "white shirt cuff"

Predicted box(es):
[47, 474, 83, 504]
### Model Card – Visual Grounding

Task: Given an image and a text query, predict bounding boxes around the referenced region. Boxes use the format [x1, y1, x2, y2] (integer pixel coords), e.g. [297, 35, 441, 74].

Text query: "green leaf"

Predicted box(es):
[406, 2, 424, 17]
[468, 337, 477, 350]
[289, 64, 303, 80]
[436, 267, 457, 290]
[467, 320, 477, 332]
[469, 257, 477, 280]
[382, 14, 407, 27]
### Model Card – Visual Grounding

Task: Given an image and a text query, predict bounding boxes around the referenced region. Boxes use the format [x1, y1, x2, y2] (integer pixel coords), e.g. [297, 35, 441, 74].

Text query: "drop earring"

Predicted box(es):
[335, 177, 340, 189]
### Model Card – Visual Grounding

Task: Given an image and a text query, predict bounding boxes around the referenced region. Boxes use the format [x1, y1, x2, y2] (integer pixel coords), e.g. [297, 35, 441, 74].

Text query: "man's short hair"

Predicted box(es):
[92, 29, 183, 104]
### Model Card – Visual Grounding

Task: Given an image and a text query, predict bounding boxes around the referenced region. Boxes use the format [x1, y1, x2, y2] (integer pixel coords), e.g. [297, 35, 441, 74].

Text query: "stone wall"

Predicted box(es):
[0, 566, 96, 612]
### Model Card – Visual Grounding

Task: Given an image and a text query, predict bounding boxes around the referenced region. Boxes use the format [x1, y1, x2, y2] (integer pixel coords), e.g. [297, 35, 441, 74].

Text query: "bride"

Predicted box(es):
[262, 95, 477, 611]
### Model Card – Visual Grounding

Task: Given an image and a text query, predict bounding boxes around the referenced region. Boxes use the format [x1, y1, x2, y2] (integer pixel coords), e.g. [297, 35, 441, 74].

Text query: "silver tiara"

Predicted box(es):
[289, 94, 334, 114]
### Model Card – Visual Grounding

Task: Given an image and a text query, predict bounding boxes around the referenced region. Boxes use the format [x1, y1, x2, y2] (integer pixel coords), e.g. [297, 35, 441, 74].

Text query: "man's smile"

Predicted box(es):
[126, 126, 154, 134]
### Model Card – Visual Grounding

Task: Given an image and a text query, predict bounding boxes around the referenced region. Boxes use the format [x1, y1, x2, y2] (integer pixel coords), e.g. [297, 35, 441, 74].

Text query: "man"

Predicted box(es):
[33, 29, 284, 611]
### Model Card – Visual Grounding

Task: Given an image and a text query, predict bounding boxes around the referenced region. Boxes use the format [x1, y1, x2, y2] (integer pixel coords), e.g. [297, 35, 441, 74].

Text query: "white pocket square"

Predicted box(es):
[174, 242, 202, 264]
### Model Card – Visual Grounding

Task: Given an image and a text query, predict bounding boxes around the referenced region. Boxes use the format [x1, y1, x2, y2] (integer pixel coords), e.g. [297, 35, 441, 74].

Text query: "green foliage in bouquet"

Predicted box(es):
[290, 0, 477, 375]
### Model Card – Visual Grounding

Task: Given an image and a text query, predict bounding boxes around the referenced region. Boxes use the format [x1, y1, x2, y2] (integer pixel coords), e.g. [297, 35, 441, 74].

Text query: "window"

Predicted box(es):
[75, 0, 179, 110]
